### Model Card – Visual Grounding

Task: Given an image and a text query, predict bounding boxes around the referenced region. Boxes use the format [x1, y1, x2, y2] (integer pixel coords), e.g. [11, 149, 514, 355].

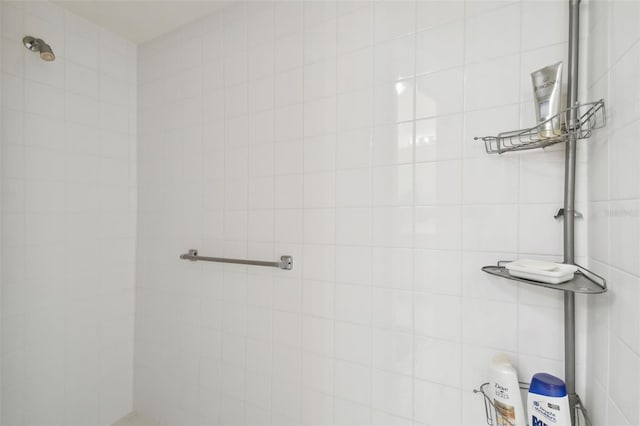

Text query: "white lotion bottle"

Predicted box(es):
[489, 354, 526, 426]
[527, 373, 571, 426]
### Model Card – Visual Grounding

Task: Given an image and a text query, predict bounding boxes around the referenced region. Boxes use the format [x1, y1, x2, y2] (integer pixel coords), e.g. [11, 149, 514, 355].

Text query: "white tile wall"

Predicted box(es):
[136, 1, 579, 425]
[5, 0, 635, 425]
[1, 1, 137, 425]
[585, 1, 640, 425]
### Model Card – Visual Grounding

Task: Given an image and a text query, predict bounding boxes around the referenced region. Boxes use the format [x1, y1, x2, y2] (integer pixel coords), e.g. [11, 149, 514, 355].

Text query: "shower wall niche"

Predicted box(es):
[0, 2, 137, 424]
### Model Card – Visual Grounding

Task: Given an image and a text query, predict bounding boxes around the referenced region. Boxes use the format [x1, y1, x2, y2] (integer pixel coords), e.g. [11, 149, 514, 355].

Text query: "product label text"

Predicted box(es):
[532, 415, 549, 426]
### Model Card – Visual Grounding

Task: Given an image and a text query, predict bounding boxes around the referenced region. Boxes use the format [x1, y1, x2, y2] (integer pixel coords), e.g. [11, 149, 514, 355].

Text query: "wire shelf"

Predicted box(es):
[474, 382, 593, 426]
[482, 262, 607, 294]
[475, 100, 606, 154]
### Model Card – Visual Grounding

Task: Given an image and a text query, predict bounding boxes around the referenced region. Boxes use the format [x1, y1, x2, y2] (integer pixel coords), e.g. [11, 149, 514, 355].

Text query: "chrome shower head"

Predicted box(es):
[23, 36, 55, 62]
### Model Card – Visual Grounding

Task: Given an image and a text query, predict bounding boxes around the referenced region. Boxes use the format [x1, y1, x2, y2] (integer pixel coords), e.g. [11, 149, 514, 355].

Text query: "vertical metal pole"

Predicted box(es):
[564, 291, 576, 425]
[565, 0, 580, 424]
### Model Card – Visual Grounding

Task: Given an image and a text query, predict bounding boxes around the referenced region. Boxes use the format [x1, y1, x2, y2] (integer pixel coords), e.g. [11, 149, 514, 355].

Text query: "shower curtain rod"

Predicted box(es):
[179, 249, 293, 270]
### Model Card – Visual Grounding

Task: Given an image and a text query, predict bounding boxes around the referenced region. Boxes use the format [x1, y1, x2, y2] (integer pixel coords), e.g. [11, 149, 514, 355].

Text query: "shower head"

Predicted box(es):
[23, 36, 55, 62]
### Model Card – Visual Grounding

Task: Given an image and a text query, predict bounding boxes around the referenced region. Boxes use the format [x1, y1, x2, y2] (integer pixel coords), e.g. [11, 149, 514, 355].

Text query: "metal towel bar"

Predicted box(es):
[179, 249, 293, 270]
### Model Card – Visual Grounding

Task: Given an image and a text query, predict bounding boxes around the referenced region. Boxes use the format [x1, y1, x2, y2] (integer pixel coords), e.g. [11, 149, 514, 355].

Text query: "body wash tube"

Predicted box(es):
[531, 62, 563, 138]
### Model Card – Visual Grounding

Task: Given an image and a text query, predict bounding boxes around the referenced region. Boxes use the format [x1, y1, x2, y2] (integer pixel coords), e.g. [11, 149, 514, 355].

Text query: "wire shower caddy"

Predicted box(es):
[475, 100, 605, 154]
[472, 0, 608, 420]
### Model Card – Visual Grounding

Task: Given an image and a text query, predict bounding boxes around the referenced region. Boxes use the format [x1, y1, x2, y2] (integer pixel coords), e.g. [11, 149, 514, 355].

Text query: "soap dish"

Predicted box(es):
[504, 260, 578, 284]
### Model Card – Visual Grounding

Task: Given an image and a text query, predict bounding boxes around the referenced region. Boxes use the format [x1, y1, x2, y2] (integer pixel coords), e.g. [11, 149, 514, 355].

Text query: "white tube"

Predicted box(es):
[531, 62, 563, 138]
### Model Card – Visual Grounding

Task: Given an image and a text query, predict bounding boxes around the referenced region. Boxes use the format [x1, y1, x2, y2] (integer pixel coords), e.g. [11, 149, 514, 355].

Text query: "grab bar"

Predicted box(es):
[179, 249, 293, 270]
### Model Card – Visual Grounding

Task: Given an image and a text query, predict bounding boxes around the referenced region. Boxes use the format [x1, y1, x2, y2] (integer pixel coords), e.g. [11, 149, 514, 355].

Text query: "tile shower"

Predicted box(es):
[1, 1, 639, 425]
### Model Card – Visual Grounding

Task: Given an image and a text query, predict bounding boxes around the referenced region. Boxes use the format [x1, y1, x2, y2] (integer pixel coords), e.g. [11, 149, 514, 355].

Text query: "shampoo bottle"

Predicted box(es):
[527, 373, 571, 426]
[489, 354, 526, 426]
